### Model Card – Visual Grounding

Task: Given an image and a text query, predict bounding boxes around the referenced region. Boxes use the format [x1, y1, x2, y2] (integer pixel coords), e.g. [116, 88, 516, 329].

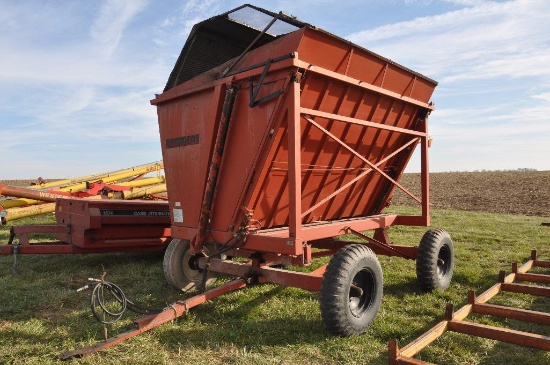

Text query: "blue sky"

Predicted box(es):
[1, 0, 549, 179]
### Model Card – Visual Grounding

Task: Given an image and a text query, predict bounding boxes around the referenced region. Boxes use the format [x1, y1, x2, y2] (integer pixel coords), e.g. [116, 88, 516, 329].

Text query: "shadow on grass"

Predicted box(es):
[5, 251, 164, 276]
[382, 276, 423, 298]
[156, 315, 325, 348]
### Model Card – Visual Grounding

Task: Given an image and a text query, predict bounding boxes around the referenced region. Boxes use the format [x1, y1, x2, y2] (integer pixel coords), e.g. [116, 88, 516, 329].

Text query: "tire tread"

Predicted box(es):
[416, 228, 454, 292]
[320, 244, 383, 336]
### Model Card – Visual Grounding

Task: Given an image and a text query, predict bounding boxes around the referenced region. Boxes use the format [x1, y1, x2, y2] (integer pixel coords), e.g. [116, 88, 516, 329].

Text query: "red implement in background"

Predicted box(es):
[2, 199, 171, 256]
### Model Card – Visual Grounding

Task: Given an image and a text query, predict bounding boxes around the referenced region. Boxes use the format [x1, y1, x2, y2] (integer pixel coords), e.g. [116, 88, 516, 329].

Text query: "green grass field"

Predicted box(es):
[0, 207, 549, 364]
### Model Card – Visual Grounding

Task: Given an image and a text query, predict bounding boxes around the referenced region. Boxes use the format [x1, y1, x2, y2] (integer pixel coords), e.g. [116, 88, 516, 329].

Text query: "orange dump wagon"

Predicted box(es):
[152, 4, 454, 336]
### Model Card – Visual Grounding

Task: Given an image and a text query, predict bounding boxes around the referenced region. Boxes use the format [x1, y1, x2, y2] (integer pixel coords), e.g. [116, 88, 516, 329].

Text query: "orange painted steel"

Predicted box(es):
[152, 14, 436, 259]
[389, 250, 550, 364]
[54, 198, 170, 249]
[0, 184, 71, 202]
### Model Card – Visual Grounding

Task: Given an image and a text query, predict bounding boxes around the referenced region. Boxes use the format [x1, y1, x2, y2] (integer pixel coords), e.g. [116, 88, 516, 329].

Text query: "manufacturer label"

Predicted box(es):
[166, 134, 199, 149]
[100, 209, 170, 217]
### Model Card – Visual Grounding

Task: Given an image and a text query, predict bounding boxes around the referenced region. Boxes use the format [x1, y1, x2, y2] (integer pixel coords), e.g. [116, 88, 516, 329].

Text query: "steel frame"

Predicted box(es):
[1, 199, 172, 256]
[1, 224, 169, 256]
[59, 278, 249, 360]
[159, 55, 432, 259]
[59, 252, 328, 359]
[215, 58, 432, 261]
[389, 250, 550, 364]
[163, 56, 433, 313]
[290, 60, 432, 234]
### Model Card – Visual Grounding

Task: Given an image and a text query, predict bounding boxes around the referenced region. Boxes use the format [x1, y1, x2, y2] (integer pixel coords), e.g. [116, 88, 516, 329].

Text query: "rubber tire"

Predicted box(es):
[163, 238, 217, 291]
[416, 228, 454, 292]
[320, 244, 383, 337]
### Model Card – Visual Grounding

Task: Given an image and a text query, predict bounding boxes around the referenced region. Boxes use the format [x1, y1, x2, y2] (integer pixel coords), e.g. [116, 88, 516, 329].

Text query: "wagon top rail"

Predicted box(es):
[163, 4, 437, 92]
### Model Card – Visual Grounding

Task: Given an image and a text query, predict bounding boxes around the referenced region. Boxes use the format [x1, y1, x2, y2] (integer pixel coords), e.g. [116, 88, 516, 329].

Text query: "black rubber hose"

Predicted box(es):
[89, 280, 165, 325]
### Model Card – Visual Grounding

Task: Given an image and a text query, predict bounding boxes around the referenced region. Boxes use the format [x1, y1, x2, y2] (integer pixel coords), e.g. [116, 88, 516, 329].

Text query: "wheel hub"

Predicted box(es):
[348, 269, 375, 318]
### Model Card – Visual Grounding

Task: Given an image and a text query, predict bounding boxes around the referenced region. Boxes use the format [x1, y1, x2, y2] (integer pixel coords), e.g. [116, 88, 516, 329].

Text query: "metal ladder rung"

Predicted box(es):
[501, 282, 550, 298]
[533, 260, 550, 268]
[448, 320, 550, 351]
[472, 302, 550, 325]
[515, 272, 550, 284]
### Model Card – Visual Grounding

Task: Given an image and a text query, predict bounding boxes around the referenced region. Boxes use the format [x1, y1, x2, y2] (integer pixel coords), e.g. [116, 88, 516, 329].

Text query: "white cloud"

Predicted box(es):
[347, 0, 550, 83]
[438, 0, 489, 6]
[532, 92, 550, 103]
[345, 0, 550, 172]
[90, 0, 149, 57]
[426, 92, 550, 171]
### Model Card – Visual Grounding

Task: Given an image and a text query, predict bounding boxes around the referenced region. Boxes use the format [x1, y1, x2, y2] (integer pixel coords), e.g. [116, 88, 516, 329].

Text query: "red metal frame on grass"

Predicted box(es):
[389, 250, 550, 364]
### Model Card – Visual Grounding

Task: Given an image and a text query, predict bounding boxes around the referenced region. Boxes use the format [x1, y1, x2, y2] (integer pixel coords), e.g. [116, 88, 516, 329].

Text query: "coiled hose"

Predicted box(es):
[80, 279, 165, 325]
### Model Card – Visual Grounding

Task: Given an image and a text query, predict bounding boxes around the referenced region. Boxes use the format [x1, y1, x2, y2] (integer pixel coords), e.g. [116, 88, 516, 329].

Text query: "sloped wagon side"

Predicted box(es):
[152, 4, 454, 335]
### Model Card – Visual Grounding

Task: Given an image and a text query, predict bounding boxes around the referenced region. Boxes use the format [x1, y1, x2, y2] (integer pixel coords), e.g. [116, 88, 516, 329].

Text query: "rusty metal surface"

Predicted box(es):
[205, 259, 323, 291]
[389, 250, 550, 364]
[448, 319, 550, 351]
[193, 86, 237, 251]
[59, 254, 328, 358]
[0, 184, 71, 202]
[152, 28, 435, 254]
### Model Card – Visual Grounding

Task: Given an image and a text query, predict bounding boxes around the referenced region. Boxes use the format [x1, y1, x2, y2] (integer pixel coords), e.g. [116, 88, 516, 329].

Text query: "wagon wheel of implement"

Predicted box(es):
[163, 238, 218, 291]
[320, 244, 383, 336]
[416, 228, 454, 292]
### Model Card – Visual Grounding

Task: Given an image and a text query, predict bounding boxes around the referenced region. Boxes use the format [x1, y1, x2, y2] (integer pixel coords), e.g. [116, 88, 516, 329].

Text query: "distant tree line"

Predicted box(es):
[471, 168, 538, 172]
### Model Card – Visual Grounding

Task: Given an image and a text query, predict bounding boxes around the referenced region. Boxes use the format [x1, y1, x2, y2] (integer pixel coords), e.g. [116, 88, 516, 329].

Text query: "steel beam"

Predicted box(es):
[472, 302, 550, 325]
[448, 320, 550, 351]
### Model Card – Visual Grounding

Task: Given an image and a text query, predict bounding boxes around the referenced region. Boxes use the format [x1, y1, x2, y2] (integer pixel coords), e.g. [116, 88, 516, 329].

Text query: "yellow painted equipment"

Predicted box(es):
[23, 161, 164, 190]
[1, 174, 165, 210]
[112, 183, 167, 200]
[0, 162, 167, 223]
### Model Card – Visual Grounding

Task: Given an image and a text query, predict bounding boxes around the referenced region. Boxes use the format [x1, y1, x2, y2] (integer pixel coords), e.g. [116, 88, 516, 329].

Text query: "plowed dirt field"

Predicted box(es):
[391, 171, 549, 217]
[2, 171, 549, 217]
